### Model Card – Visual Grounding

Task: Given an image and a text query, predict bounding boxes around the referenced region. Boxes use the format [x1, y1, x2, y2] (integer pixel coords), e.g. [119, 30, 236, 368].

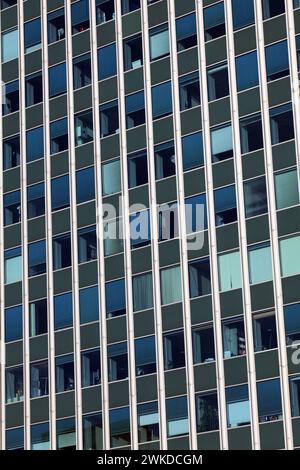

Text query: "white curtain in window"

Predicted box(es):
[150, 29, 169, 60]
[275, 170, 299, 210]
[280, 235, 300, 277]
[218, 251, 242, 292]
[2, 29, 19, 63]
[5, 256, 22, 284]
[249, 245, 273, 284]
[211, 125, 233, 157]
[132, 273, 153, 312]
[102, 160, 121, 196]
[160, 266, 182, 305]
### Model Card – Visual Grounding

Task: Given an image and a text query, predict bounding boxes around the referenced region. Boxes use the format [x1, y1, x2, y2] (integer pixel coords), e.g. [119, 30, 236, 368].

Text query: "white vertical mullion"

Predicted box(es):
[115, 0, 138, 450]
[195, 0, 229, 449]
[89, 0, 110, 450]
[224, 0, 260, 450]
[140, 0, 167, 449]
[41, 0, 56, 449]
[64, 0, 83, 450]
[166, 0, 197, 450]
[18, 0, 31, 450]
[254, 0, 293, 450]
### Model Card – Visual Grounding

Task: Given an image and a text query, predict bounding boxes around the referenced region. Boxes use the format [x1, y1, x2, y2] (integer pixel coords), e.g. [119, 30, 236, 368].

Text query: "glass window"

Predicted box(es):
[295, 0, 300, 8]
[232, 0, 254, 30]
[4, 190, 21, 226]
[1, 0, 17, 9]
[275, 169, 299, 210]
[130, 209, 151, 249]
[80, 286, 99, 324]
[5, 305, 22, 342]
[154, 141, 176, 179]
[73, 53, 91, 89]
[71, 0, 89, 33]
[280, 235, 300, 277]
[253, 312, 277, 352]
[226, 384, 250, 428]
[53, 233, 72, 270]
[176, 13, 197, 51]
[96, 0, 115, 25]
[248, 243, 273, 284]
[179, 72, 200, 111]
[149, 24, 169, 61]
[137, 402, 159, 444]
[207, 63, 229, 101]
[30, 299, 47, 337]
[78, 226, 97, 263]
[100, 100, 119, 137]
[296, 35, 300, 71]
[192, 325, 215, 364]
[6, 427, 24, 450]
[6, 366, 23, 403]
[50, 117, 68, 155]
[106, 278, 126, 318]
[2, 80, 19, 115]
[166, 396, 189, 438]
[26, 126, 44, 162]
[222, 317, 246, 358]
[270, 103, 294, 145]
[214, 185, 237, 226]
[185, 193, 207, 233]
[204, 2, 225, 41]
[107, 342, 128, 382]
[55, 354, 74, 393]
[98, 43, 117, 79]
[30, 361, 48, 398]
[81, 349, 101, 387]
[188, 258, 211, 298]
[128, 151, 148, 187]
[284, 303, 300, 345]
[265, 40, 289, 81]
[240, 113, 264, 154]
[158, 202, 178, 241]
[123, 35, 143, 71]
[110, 407, 130, 448]
[122, 0, 140, 14]
[56, 418, 76, 450]
[51, 175, 70, 211]
[218, 250, 242, 292]
[211, 124, 233, 162]
[76, 167, 95, 204]
[83, 413, 103, 450]
[1, 28, 18, 62]
[132, 272, 153, 312]
[104, 218, 123, 256]
[54, 292, 73, 330]
[74, 110, 94, 146]
[25, 72, 43, 107]
[102, 159, 121, 196]
[244, 176, 268, 217]
[182, 131, 204, 170]
[135, 336, 156, 376]
[236, 51, 259, 91]
[152, 81, 172, 119]
[5, 246, 22, 284]
[160, 265, 182, 305]
[48, 8, 65, 44]
[290, 375, 300, 417]
[28, 240, 46, 277]
[263, 0, 285, 19]
[125, 91, 145, 129]
[196, 392, 219, 432]
[31, 422, 50, 450]
[24, 18, 41, 53]
[27, 182, 45, 219]
[49, 63, 67, 98]
[257, 378, 282, 422]
[3, 135, 20, 170]
[163, 330, 185, 370]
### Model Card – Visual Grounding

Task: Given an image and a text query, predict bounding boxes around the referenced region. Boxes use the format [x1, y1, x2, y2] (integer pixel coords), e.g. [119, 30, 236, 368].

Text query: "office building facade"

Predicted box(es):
[1, 0, 300, 450]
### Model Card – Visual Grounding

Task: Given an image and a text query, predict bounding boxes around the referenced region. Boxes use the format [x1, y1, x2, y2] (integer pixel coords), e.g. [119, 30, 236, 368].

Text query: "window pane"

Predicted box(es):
[56, 418, 76, 450]
[285, 303, 300, 344]
[204, 2, 225, 41]
[102, 159, 121, 196]
[109, 407, 130, 448]
[51, 175, 70, 211]
[80, 286, 99, 324]
[106, 278, 126, 317]
[265, 40, 289, 81]
[98, 43, 117, 80]
[182, 132, 204, 170]
[76, 167, 95, 204]
[31, 422, 50, 450]
[275, 169, 299, 210]
[236, 51, 259, 91]
[248, 244, 273, 284]
[137, 402, 159, 443]
[280, 235, 300, 277]
[211, 124, 233, 162]
[135, 336, 156, 376]
[166, 396, 189, 437]
[150, 25, 169, 61]
[196, 392, 219, 432]
[152, 81, 172, 119]
[257, 378, 282, 422]
[5, 247, 22, 284]
[176, 13, 197, 51]
[244, 177, 268, 217]
[5, 305, 22, 342]
[132, 273, 153, 312]
[214, 185, 237, 226]
[83, 413, 103, 450]
[2, 29, 18, 62]
[26, 127, 44, 162]
[218, 251, 242, 292]
[54, 292, 73, 330]
[55, 355, 74, 393]
[24, 19, 41, 53]
[226, 385, 250, 428]
[160, 266, 182, 305]
[232, 0, 254, 30]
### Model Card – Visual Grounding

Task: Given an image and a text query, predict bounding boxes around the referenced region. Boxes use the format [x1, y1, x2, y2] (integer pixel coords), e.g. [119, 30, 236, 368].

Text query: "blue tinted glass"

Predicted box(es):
[257, 379, 282, 418]
[26, 127, 44, 162]
[105, 278, 126, 317]
[49, 63, 67, 97]
[182, 132, 204, 170]
[284, 303, 300, 335]
[5, 305, 22, 342]
[135, 336, 156, 374]
[54, 292, 73, 330]
[125, 90, 145, 114]
[80, 286, 99, 324]
[236, 51, 259, 91]
[4, 190, 20, 207]
[265, 40, 289, 80]
[27, 182, 44, 201]
[185, 194, 208, 232]
[72, 0, 89, 25]
[31, 422, 50, 448]
[130, 210, 151, 248]
[152, 81, 172, 119]
[76, 167, 95, 204]
[214, 185, 237, 214]
[28, 240, 46, 276]
[6, 427, 24, 450]
[176, 13, 196, 40]
[51, 175, 70, 210]
[98, 43, 117, 80]
[232, 0, 254, 29]
[24, 18, 41, 50]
